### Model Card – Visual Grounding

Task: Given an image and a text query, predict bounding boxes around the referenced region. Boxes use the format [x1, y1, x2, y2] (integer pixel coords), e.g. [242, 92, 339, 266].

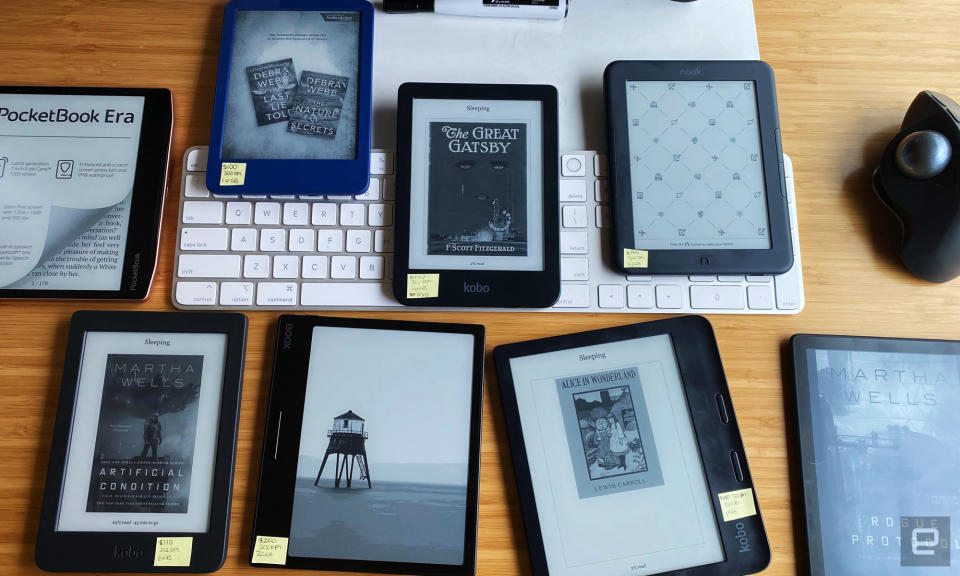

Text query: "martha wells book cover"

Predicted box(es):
[85, 354, 204, 514]
[556, 367, 664, 499]
[246, 58, 298, 126]
[426, 122, 528, 258]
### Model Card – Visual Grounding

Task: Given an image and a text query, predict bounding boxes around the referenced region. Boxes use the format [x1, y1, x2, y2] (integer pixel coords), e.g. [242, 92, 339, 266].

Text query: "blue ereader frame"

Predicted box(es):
[207, 0, 374, 196]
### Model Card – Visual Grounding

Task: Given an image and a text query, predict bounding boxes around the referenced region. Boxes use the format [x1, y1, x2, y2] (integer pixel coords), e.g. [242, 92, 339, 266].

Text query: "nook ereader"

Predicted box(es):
[36, 311, 247, 572]
[251, 315, 484, 574]
[790, 334, 960, 576]
[393, 83, 560, 307]
[604, 61, 793, 275]
[207, 0, 374, 196]
[0, 86, 172, 299]
[494, 316, 770, 576]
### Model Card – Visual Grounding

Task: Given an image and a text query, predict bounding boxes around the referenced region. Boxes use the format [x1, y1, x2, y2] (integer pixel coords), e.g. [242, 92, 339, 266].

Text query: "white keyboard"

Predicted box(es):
[172, 147, 804, 313]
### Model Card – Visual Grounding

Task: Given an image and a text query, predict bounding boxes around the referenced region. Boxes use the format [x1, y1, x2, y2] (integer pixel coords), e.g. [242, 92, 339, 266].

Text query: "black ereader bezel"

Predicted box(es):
[494, 316, 771, 576]
[790, 333, 960, 576]
[0, 86, 172, 300]
[251, 315, 485, 574]
[36, 311, 247, 573]
[604, 61, 793, 275]
[393, 83, 560, 308]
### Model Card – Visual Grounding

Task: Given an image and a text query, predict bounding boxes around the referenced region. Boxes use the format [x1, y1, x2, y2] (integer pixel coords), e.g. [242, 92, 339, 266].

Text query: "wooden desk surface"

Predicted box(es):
[2, 1, 960, 574]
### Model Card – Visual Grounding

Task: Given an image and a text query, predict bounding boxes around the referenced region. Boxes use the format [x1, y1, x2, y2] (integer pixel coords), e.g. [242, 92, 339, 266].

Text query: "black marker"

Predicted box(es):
[384, 0, 569, 20]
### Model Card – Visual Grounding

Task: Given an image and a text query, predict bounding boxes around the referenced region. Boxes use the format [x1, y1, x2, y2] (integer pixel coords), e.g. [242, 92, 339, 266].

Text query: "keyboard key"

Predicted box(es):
[260, 229, 286, 252]
[225, 201, 252, 224]
[627, 285, 654, 309]
[256, 282, 298, 306]
[560, 231, 589, 255]
[176, 281, 216, 305]
[598, 285, 625, 309]
[775, 263, 803, 310]
[371, 152, 394, 175]
[255, 202, 281, 225]
[318, 230, 344, 252]
[178, 254, 240, 278]
[553, 284, 590, 308]
[347, 229, 372, 253]
[340, 204, 365, 226]
[382, 179, 396, 200]
[375, 229, 394, 253]
[718, 275, 745, 282]
[561, 154, 586, 177]
[184, 174, 209, 198]
[746, 275, 772, 283]
[231, 228, 257, 251]
[689, 276, 716, 282]
[283, 203, 309, 225]
[186, 148, 208, 172]
[359, 256, 384, 280]
[357, 178, 380, 201]
[182, 201, 222, 224]
[627, 275, 653, 282]
[312, 203, 337, 226]
[690, 285, 745, 310]
[241, 194, 268, 199]
[220, 282, 254, 306]
[301, 283, 403, 307]
[595, 180, 610, 203]
[273, 255, 299, 279]
[289, 229, 315, 252]
[302, 256, 329, 279]
[747, 285, 775, 310]
[595, 205, 610, 228]
[594, 154, 608, 177]
[270, 195, 296, 200]
[369, 203, 393, 227]
[559, 180, 587, 202]
[655, 285, 682, 309]
[244, 255, 270, 278]
[562, 205, 588, 228]
[331, 256, 358, 279]
[180, 227, 228, 251]
[560, 257, 589, 281]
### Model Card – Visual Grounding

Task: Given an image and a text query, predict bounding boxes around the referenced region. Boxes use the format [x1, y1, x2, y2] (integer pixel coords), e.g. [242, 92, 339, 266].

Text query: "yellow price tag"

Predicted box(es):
[252, 535, 289, 565]
[219, 162, 247, 186]
[407, 274, 440, 299]
[154, 536, 192, 567]
[718, 488, 757, 522]
[623, 248, 648, 269]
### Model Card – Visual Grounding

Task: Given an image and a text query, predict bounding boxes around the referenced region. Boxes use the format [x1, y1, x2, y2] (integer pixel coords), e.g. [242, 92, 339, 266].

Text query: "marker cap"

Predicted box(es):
[383, 0, 436, 12]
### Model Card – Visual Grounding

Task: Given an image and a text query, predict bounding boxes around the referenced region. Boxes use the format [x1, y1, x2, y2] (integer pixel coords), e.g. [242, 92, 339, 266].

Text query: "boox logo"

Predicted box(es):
[282, 322, 295, 350]
[463, 282, 491, 294]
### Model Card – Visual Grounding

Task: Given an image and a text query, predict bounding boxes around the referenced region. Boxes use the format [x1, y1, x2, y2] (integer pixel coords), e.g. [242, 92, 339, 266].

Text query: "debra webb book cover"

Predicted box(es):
[288, 71, 349, 139]
[85, 354, 204, 514]
[246, 58, 298, 126]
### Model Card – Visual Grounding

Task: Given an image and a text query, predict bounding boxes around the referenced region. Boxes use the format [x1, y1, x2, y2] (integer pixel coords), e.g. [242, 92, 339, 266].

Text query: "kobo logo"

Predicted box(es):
[282, 322, 295, 350]
[113, 544, 144, 561]
[463, 282, 491, 294]
[735, 522, 750, 553]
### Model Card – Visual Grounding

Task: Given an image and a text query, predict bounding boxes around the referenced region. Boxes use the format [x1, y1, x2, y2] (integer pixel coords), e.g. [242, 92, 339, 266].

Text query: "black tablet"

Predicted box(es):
[393, 83, 560, 307]
[604, 61, 793, 275]
[791, 334, 960, 575]
[0, 86, 172, 299]
[494, 316, 770, 576]
[251, 315, 484, 574]
[36, 311, 247, 572]
[207, 0, 375, 196]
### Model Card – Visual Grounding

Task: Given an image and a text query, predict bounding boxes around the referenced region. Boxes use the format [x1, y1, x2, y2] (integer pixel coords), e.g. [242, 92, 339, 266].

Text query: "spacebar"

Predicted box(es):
[300, 283, 403, 307]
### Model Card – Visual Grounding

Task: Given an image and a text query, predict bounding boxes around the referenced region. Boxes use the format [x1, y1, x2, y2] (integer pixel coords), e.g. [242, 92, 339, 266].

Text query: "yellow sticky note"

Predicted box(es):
[407, 273, 440, 299]
[219, 162, 247, 186]
[718, 488, 757, 522]
[624, 248, 649, 269]
[252, 535, 289, 565]
[154, 536, 192, 567]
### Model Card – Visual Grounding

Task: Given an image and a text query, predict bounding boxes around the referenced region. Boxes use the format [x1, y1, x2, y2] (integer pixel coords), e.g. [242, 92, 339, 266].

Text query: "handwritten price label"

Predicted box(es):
[623, 248, 649, 269]
[154, 536, 192, 567]
[219, 162, 246, 186]
[406, 274, 440, 299]
[718, 488, 757, 522]
[252, 535, 289, 565]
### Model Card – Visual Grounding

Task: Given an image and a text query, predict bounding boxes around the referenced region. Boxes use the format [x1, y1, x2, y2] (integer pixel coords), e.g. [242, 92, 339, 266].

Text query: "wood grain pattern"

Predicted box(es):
[3, 1, 960, 574]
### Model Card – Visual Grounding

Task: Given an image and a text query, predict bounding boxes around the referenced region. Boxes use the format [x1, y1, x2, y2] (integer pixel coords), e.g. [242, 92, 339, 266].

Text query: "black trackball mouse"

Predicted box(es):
[873, 91, 960, 282]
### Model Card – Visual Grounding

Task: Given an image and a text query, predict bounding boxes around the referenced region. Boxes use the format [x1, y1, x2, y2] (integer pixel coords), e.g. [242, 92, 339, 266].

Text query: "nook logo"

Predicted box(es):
[113, 544, 144, 560]
[463, 282, 491, 294]
[679, 67, 702, 76]
[735, 522, 750, 553]
[282, 322, 294, 350]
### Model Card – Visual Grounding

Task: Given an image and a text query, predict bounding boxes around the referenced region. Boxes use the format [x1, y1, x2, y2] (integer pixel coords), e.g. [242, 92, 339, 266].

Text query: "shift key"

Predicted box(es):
[178, 255, 241, 278]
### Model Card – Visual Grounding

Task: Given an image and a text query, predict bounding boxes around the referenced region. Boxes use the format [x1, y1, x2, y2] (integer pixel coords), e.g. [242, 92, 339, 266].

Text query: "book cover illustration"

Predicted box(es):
[246, 58, 298, 126]
[287, 71, 349, 138]
[86, 354, 204, 514]
[426, 122, 528, 257]
[810, 349, 960, 572]
[557, 367, 663, 499]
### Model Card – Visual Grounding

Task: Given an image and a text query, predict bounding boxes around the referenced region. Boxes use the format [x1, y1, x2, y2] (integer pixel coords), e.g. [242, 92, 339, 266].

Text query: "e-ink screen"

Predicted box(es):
[290, 326, 475, 565]
[0, 93, 144, 291]
[507, 334, 724, 576]
[56, 331, 227, 533]
[408, 98, 544, 272]
[624, 80, 771, 250]
[222, 10, 361, 160]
